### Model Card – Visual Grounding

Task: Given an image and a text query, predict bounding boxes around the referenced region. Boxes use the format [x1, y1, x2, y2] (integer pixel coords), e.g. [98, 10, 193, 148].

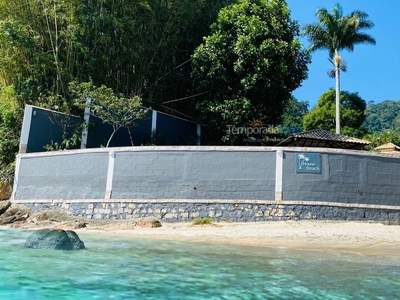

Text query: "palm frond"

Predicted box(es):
[332, 3, 343, 20]
[302, 3, 375, 59]
[351, 33, 376, 45]
[327, 69, 335, 78]
[349, 10, 370, 20]
[357, 19, 375, 30]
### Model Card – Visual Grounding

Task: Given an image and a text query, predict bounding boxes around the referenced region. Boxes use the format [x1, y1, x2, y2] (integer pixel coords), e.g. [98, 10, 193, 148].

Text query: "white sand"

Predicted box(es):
[75, 220, 400, 257]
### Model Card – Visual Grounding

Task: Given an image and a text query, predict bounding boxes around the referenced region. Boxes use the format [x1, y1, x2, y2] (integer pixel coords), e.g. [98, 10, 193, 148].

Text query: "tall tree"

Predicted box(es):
[192, 0, 310, 144]
[303, 88, 366, 137]
[302, 3, 375, 134]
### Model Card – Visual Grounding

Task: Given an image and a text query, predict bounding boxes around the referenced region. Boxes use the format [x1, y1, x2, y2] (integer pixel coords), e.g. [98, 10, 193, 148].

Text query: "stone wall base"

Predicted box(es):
[18, 201, 400, 222]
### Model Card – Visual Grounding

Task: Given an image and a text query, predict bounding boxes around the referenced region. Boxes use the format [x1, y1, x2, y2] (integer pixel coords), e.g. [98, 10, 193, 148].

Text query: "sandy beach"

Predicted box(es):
[2, 205, 399, 257]
[72, 220, 400, 258]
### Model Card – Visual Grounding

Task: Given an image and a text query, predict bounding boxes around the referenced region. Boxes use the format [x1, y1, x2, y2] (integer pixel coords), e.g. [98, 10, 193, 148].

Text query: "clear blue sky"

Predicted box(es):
[286, 0, 400, 109]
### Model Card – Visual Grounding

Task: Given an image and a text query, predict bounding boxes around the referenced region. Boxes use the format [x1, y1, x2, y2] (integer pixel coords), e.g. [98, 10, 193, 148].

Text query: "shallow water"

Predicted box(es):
[1, 228, 399, 300]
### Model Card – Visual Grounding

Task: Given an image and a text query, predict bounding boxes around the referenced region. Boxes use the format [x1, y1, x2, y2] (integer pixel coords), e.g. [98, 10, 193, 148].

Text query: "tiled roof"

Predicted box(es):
[291, 130, 369, 143]
[276, 129, 370, 149]
[374, 142, 400, 151]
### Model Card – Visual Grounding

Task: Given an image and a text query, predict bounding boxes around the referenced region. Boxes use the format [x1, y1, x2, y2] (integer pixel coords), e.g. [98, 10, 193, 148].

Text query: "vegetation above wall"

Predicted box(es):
[70, 81, 148, 147]
[0, 0, 236, 183]
[191, 0, 310, 144]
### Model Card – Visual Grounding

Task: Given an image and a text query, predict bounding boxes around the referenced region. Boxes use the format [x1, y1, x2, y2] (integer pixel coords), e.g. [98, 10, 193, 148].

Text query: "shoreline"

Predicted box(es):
[71, 220, 400, 258]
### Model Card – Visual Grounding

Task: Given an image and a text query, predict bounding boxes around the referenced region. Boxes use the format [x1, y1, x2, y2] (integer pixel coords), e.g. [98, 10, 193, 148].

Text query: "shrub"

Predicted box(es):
[192, 217, 213, 225]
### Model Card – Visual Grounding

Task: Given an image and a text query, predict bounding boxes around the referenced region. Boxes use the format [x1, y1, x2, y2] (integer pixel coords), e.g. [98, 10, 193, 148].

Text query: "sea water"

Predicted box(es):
[0, 228, 399, 300]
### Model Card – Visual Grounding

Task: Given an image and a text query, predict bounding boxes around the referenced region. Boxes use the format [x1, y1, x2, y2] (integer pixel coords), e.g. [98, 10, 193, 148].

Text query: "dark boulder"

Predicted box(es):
[24, 229, 85, 250]
[65, 230, 86, 249]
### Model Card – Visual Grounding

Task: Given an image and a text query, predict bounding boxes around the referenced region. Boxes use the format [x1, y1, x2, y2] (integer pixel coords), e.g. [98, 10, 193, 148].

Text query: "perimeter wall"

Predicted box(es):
[11, 147, 400, 222]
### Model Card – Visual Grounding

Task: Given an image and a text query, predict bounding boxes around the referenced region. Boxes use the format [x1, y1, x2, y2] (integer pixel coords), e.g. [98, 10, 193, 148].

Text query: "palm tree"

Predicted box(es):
[302, 3, 376, 134]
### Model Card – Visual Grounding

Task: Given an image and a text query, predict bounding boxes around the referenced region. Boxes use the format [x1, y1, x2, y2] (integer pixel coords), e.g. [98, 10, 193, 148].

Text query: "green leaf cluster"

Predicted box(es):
[192, 0, 310, 143]
[69, 81, 147, 147]
[302, 3, 376, 59]
[303, 88, 366, 137]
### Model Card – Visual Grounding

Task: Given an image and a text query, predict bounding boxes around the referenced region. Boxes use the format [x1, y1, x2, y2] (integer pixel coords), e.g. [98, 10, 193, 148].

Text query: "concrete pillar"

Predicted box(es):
[275, 149, 283, 202]
[19, 105, 33, 153]
[151, 110, 157, 136]
[105, 151, 116, 199]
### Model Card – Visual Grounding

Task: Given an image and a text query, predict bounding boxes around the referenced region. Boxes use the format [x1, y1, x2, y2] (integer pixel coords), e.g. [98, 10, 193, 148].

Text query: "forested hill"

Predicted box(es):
[363, 100, 400, 133]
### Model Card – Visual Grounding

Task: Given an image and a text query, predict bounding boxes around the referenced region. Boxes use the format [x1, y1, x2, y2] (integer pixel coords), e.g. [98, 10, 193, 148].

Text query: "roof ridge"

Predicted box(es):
[291, 129, 370, 144]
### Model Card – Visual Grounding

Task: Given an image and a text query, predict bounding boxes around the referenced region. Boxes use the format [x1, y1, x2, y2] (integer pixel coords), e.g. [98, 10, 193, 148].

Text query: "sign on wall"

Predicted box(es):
[295, 153, 321, 174]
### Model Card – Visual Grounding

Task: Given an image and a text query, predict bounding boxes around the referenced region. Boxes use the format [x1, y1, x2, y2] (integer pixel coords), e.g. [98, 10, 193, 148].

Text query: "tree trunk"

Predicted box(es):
[335, 51, 341, 134]
[106, 128, 117, 147]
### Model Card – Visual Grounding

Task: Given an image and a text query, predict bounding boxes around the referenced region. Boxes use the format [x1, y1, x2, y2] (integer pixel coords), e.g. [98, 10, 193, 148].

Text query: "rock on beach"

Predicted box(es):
[24, 228, 86, 250]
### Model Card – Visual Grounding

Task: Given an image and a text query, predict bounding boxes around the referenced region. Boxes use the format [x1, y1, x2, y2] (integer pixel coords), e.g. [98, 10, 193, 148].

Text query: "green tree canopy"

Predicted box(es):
[70, 81, 147, 147]
[302, 3, 375, 134]
[191, 0, 310, 143]
[303, 88, 366, 137]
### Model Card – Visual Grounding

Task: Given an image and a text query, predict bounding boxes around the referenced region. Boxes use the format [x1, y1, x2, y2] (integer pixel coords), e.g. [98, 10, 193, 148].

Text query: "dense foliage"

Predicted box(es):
[362, 100, 400, 150]
[0, 87, 21, 183]
[0, 0, 234, 111]
[0, 0, 235, 182]
[303, 89, 366, 137]
[362, 100, 400, 133]
[192, 0, 310, 143]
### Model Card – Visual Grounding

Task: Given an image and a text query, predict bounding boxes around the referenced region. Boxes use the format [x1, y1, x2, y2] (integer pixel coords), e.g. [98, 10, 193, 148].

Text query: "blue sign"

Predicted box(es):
[295, 153, 321, 174]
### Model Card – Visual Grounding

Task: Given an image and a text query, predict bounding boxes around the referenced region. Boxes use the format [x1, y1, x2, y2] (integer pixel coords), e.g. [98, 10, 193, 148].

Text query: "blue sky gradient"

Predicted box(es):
[286, 0, 400, 109]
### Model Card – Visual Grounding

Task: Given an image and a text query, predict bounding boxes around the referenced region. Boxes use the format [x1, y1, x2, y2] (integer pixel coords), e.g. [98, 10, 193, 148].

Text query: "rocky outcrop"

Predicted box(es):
[137, 217, 162, 228]
[24, 228, 85, 250]
[0, 204, 163, 230]
[28, 210, 88, 230]
[0, 200, 11, 215]
[0, 203, 30, 225]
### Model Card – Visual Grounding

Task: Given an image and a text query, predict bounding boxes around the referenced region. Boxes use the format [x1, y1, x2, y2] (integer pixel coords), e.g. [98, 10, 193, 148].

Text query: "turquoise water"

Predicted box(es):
[1, 229, 400, 300]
